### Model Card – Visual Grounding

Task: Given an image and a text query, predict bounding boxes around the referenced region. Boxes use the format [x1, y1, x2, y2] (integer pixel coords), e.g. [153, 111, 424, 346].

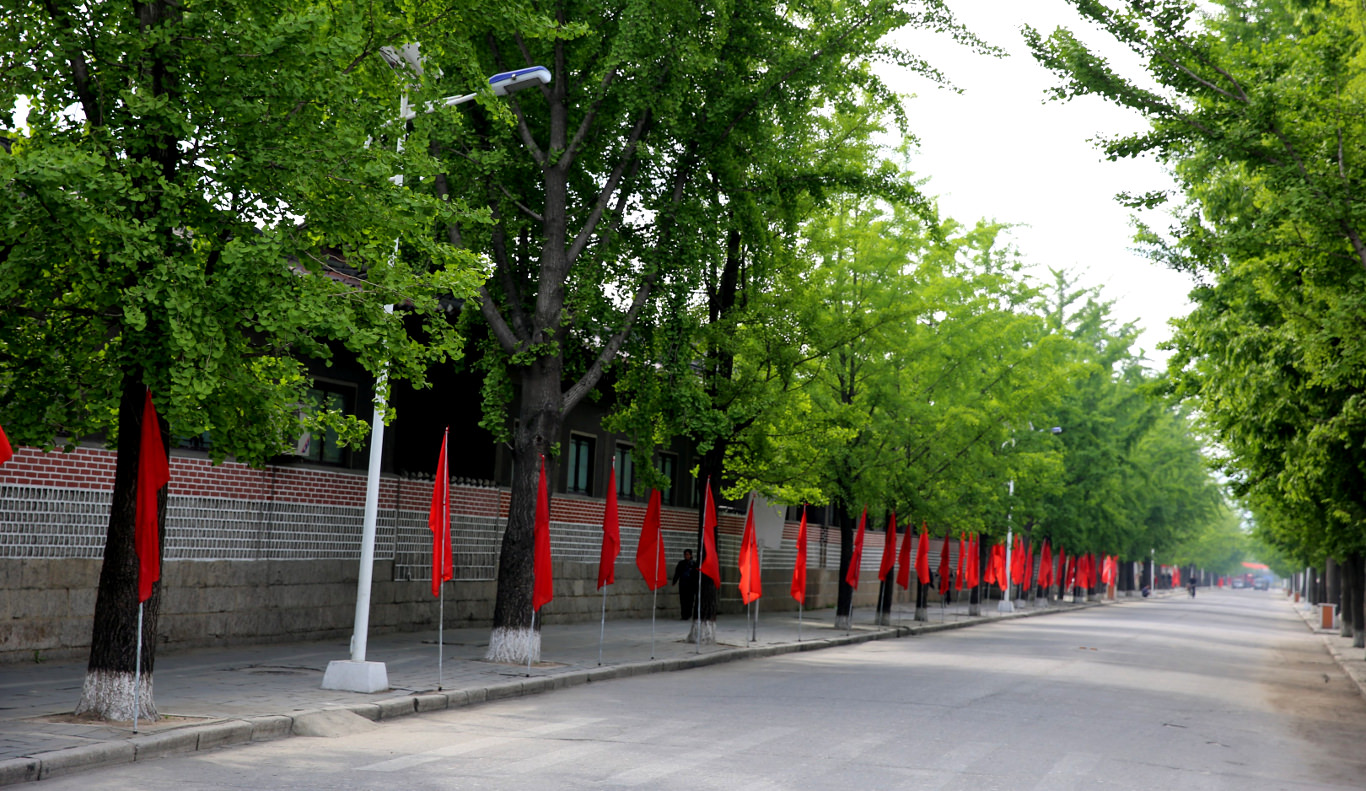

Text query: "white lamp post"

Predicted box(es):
[999, 424, 1062, 614]
[322, 49, 550, 693]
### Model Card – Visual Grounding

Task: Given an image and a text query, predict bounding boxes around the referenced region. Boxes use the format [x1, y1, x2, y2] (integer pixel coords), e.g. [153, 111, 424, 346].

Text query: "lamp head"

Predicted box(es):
[489, 66, 552, 96]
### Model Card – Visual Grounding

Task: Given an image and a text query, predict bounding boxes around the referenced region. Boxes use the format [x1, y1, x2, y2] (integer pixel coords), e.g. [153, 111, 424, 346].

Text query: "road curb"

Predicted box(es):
[1290, 599, 1366, 701]
[4, 601, 1099, 785]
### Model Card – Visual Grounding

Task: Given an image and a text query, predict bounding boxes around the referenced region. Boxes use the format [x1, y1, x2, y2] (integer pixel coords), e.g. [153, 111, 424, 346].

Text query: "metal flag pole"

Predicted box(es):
[694, 582, 702, 655]
[133, 602, 143, 733]
[526, 609, 536, 677]
[438, 586, 444, 689]
[798, 600, 803, 641]
[650, 531, 661, 659]
[598, 585, 607, 666]
[752, 547, 761, 643]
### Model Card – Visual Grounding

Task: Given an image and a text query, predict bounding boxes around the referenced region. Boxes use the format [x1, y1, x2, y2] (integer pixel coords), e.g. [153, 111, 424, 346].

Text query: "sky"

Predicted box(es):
[887, 0, 1198, 369]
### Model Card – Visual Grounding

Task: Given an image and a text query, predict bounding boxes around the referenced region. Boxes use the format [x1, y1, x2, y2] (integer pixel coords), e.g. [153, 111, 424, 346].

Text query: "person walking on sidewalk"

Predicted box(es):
[673, 549, 699, 620]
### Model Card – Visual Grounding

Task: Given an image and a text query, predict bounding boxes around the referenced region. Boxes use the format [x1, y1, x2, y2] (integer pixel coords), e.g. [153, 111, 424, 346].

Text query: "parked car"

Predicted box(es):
[1253, 578, 1270, 590]
[1231, 578, 1246, 589]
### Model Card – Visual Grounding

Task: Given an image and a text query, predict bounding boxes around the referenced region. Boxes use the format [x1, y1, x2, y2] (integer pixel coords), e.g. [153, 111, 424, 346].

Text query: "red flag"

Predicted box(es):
[429, 428, 451, 598]
[532, 456, 553, 612]
[1038, 541, 1053, 588]
[916, 526, 930, 585]
[966, 534, 980, 588]
[791, 507, 808, 605]
[598, 466, 621, 589]
[135, 390, 170, 603]
[635, 489, 667, 590]
[0, 424, 12, 465]
[937, 532, 951, 595]
[1065, 554, 1077, 590]
[878, 511, 897, 581]
[1101, 554, 1113, 586]
[845, 507, 867, 589]
[738, 498, 762, 604]
[700, 479, 721, 589]
[955, 533, 966, 591]
[992, 544, 1008, 591]
[896, 516, 913, 589]
[1010, 535, 1025, 585]
[1023, 541, 1035, 591]
[1171, 564, 1180, 588]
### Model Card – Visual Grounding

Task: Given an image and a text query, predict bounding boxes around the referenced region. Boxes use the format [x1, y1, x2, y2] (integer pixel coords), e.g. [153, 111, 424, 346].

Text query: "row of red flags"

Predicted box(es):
[424, 438, 1125, 612]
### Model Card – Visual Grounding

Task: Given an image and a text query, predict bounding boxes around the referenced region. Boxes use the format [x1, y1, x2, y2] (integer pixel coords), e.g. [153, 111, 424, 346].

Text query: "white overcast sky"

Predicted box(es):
[887, 0, 1197, 369]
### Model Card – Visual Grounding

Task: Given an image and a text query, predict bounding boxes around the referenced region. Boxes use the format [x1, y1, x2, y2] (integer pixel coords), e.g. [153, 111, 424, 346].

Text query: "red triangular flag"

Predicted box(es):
[135, 390, 170, 603]
[791, 507, 808, 605]
[532, 456, 554, 612]
[1010, 535, 1025, 585]
[966, 534, 980, 589]
[0, 425, 12, 466]
[1039, 540, 1052, 588]
[635, 489, 667, 590]
[700, 479, 721, 589]
[896, 515, 913, 589]
[738, 497, 762, 604]
[955, 533, 965, 591]
[429, 428, 451, 598]
[845, 507, 867, 590]
[598, 464, 620, 589]
[993, 544, 1008, 591]
[937, 532, 951, 595]
[878, 511, 898, 581]
[1024, 541, 1035, 590]
[1172, 563, 1180, 588]
[916, 527, 931, 585]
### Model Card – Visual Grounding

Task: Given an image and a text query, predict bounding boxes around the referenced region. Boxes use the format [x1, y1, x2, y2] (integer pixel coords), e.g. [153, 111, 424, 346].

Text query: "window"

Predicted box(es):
[567, 434, 595, 494]
[657, 453, 677, 504]
[615, 445, 635, 498]
[298, 384, 354, 466]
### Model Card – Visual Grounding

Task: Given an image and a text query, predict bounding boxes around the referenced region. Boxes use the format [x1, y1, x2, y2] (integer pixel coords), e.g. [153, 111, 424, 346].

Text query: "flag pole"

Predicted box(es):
[694, 581, 702, 655]
[598, 585, 607, 666]
[752, 547, 761, 643]
[526, 609, 535, 677]
[650, 530, 661, 659]
[798, 600, 803, 641]
[438, 585, 444, 690]
[133, 602, 143, 733]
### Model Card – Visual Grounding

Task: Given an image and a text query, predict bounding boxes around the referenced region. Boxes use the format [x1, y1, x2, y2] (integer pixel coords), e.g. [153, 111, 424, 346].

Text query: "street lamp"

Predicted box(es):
[1000, 424, 1062, 614]
[322, 47, 550, 694]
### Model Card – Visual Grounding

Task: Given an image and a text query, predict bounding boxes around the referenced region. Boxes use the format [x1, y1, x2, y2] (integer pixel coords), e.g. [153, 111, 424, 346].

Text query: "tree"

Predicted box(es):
[1, 1, 490, 719]
[423, 0, 982, 662]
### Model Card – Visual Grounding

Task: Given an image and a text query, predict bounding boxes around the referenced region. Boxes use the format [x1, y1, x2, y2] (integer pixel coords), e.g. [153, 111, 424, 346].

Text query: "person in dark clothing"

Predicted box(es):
[673, 549, 699, 620]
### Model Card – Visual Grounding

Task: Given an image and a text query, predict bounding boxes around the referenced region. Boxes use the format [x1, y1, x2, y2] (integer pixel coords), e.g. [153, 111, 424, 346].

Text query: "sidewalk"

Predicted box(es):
[0, 595, 1102, 785]
[1288, 594, 1366, 701]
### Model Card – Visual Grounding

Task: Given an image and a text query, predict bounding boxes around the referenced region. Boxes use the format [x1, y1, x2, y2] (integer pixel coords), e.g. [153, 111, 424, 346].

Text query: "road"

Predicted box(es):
[35, 590, 1366, 790]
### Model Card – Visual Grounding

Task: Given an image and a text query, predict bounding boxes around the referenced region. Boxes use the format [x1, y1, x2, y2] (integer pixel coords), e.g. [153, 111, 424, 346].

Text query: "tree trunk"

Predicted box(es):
[875, 577, 895, 626]
[75, 376, 166, 721]
[485, 358, 561, 664]
[1348, 553, 1365, 651]
[914, 575, 929, 622]
[688, 450, 725, 645]
[834, 506, 855, 630]
[1340, 555, 1355, 639]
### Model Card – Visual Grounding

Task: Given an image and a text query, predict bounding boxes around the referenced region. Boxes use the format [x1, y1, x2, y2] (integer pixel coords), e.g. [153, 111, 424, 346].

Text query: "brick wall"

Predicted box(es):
[1, 443, 943, 664]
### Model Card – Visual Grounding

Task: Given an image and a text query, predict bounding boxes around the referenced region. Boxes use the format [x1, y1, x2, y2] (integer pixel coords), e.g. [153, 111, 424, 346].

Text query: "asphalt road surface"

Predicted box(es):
[39, 590, 1366, 790]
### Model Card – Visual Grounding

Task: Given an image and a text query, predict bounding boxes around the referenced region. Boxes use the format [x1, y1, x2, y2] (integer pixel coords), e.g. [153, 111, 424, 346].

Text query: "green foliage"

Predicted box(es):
[1028, 0, 1366, 565]
[0, 0, 491, 462]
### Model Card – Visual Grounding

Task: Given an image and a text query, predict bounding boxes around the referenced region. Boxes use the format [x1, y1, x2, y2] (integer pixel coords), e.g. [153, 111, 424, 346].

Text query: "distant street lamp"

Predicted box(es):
[1000, 424, 1062, 614]
[323, 47, 550, 694]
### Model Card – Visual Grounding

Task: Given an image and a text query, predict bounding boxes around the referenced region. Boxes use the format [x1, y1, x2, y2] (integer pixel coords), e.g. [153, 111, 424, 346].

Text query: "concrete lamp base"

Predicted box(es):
[322, 660, 389, 693]
[997, 600, 1015, 614]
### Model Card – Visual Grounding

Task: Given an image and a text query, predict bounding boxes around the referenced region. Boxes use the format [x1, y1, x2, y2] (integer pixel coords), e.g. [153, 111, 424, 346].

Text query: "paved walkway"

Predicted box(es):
[0, 593, 1139, 785]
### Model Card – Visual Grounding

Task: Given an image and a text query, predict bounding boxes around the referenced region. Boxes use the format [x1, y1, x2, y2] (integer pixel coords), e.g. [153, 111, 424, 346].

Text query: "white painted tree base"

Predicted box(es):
[686, 619, 716, 644]
[485, 626, 539, 664]
[968, 603, 981, 616]
[914, 606, 928, 622]
[321, 660, 389, 693]
[833, 614, 851, 630]
[74, 669, 156, 722]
